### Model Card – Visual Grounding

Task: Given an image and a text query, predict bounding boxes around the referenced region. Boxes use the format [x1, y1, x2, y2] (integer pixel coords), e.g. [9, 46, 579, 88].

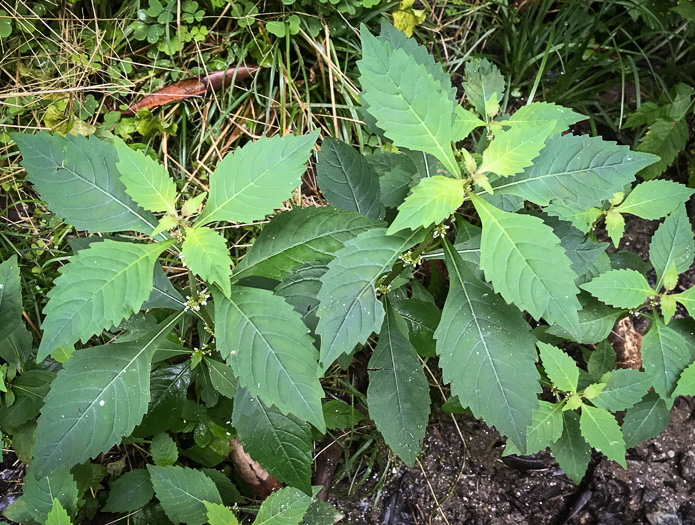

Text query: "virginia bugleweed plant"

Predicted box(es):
[2, 20, 695, 524]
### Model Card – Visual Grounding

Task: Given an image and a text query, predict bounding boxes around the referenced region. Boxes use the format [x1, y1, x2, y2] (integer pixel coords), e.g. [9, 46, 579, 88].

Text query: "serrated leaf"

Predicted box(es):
[435, 239, 540, 451]
[37, 239, 173, 361]
[253, 487, 312, 525]
[538, 342, 579, 392]
[470, 193, 581, 337]
[148, 465, 222, 525]
[526, 401, 564, 454]
[605, 209, 625, 247]
[637, 118, 689, 180]
[461, 58, 505, 121]
[649, 204, 694, 290]
[387, 176, 464, 234]
[579, 405, 626, 467]
[492, 134, 658, 208]
[12, 132, 158, 234]
[316, 138, 384, 220]
[0, 255, 22, 341]
[214, 287, 325, 431]
[479, 122, 555, 177]
[141, 262, 186, 311]
[673, 362, 695, 396]
[103, 469, 154, 513]
[591, 369, 653, 411]
[546, 292, 623, 344]
[623, 101, 665, 129]
[549, 411, 591, 484]
[622, 392, 670, 448]
[197, 131, 319, 226]
[232, 207, 380, 282]
[580, 269, 653, 309]
[182, 227, 232, 297]
[114, 138, 177, 214]
[641, 316, 692, 399]
[316, 228, 423, 373]
[33, 318, 179, 477]
[206, 359, 237, 399]
[586, 341, 616, 380]
[615, 180, 695, 219]
[674, 285, 695, 317]
[367, 301, 430, 466]
[358, 26, 459, 176]
[151, 433, 178, 466]
[204, 502, 239, 525]
[545, 203, 602, 234]
[232, 386, 313, 494]
[300, 499, 342, 525]
[182, 192, 207, 217]
[45, 499, 71, 525]
[503, 102, 586, 135]
[23, 465, 77, 523]
[367, 152, 418, 209]
[452, 107, 486, 141]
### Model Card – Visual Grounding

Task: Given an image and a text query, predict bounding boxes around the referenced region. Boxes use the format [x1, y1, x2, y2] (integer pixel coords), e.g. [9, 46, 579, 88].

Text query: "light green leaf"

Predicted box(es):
[605, 209, 625, 247]
[23, 465, 77, 523]
[233, 386, 313, 495]
[387, 176, 464, 234]
[253, 487, 312, 525]
[526, 401, 564, 454]
[479, 121, 555, 177]
[637, 118, 689, 180]
[197, 131, 319, 225]
[491, 134, 658, 208]
[182, 192, 207, 217]
[674, 285, 695, 317]
[206, 359, 238, 399]
[461, 58, 505, 121]
[45, 499, 71, 525]
[622, 392, 670, 448]
[151, 433, 178, 466]
[182, 227, 232, 297]
[661, 294, 678, 324]
[37, 239, 173, 361]
[538, 342, 579, 393]
[358, 26, 459, 176]
[549, 411, 591, 484]
[367, 152, 418, 209]
[583, 383, 606, 400]
[205, 502, 239, 525]
[114, 138, 177, 215]
[316, 228, 423, 373]
[12, 132, 159, 234]
[103, 469, 154, 513]
[641, 316, 692, 399]
[503, 102, 586, 135]
[623, 101, 665, 128]
[580, 269, 653, 309]
[591, 369, 653, 412]
[33, 317, 179, 476]
[649, 204, 694, 290]
[614, 180, 695, 219]
[672, 362, 695, 397]
[0, 255, 22, 341]
[214, 287, 326, 431]
[232, 207, 380, 282]
[367, 300, 430, 466]
[452, 107, 486, 141]
[545, 203, 602, 234]
[579, 405, 626, 468]
[470, 193, 581, 338]
[316, 137, 384, 220]
[435, 239, 540, 451]
[148, 465, 222, 525]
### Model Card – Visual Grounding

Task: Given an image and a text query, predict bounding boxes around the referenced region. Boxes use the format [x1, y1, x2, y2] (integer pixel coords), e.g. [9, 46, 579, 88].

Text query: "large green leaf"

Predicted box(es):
[37, 239, 173, 361]
[491, 134, 658, 209]
[470, 193, 581, 338]
[196, 131, 319, 226]
[358, 26, 459, 176]
[253, 487, 312, 525]
[548, 411, 591, 484]
[614, 180, 695, 220]
[591, 369, 653, 412]
[367, 301, 430, 466]
[134, 362, 191, 437]
[148, 465, 222, 525]
[649, 204, 694, 290]
[367, 152, 418, 209]
[641, 317, 692, 399]
[233, 386, 313, 494]
[214, 287, 325, 431]
[537, 342, 579, 392]
[316, 228, 423, 373]
[32, 317, 181, 477]
[114, 138, 177, 215]
[182, 227, 232, 297]
[503, 102, 586, 135]
[579, 405, 626, 468]
[526, 401, 564, 454]
[232, 207, 380, 282]
[580, 269, 653, 310]
[478, 122, 555, 177]
[636, 118, 689, 180]
[103, 469, 154, 513]
[461, 58, 505, 121]
[12, 132, 158, 234]
[387, 176, 464, 234]
[390, 297, 441, 358]
[546, 292, 623, 344]
[434, 239, 540, 451]
[621, 392, 670, 449]
[316, 138, 384, 220]
[0, 255, 22, 341]
[23, 465, 77, 523]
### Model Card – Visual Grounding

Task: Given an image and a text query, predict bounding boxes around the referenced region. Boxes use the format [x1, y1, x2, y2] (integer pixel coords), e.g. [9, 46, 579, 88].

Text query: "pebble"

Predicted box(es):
[679, 450, 695, 482]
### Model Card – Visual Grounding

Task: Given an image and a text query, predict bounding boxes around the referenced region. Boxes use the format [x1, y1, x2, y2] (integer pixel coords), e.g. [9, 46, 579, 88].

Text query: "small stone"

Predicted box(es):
[679, 450, 695, 482]
[667, 450, 676, 458]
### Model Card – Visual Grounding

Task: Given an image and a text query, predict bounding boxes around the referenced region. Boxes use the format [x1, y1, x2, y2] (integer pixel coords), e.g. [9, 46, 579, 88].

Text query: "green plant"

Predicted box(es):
[3, 19, 695, 523]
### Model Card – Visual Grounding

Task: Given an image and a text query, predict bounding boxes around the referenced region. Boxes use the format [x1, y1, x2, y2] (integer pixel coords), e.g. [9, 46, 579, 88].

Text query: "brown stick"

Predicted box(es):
[122, 66, 258, 115]
[229, 438, 282, 498]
